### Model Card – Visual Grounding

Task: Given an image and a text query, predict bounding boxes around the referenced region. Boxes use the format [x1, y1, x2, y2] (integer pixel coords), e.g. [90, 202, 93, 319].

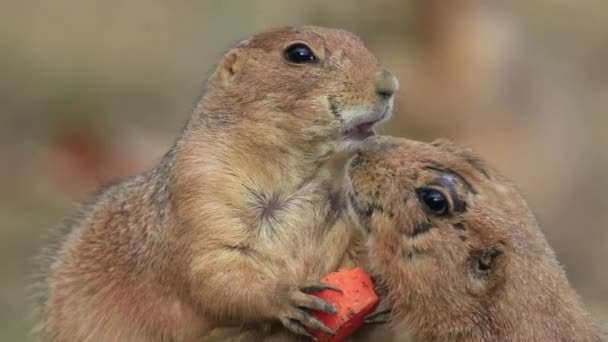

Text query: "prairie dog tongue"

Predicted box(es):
[357, 122, 374, 133]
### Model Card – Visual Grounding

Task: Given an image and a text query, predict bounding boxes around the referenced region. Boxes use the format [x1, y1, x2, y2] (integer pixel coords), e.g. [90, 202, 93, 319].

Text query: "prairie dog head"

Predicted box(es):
[345, 136, 574, 339]
[201, 26, 398, 143]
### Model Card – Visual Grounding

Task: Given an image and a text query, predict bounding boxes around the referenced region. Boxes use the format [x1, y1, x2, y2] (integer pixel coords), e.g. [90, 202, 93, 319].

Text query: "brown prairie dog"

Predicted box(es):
[346, 136, 602, 341]
[36, 26, 399, 341]
[388, 0, 589, 265]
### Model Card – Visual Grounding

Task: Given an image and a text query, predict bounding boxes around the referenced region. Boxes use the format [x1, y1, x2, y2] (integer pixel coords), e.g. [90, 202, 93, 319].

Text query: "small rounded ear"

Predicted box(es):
[469, 247, 503, 279]
[217, 49, 246, 84]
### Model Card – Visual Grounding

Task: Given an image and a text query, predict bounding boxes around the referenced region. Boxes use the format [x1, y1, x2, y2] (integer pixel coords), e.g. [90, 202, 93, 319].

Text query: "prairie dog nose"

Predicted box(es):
[375, 67, 399, 99]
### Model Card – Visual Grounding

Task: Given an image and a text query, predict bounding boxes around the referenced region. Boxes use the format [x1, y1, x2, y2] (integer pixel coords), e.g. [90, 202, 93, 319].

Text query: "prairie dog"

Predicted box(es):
[36, 26, 398, 341]
[346, 136, 602, 341]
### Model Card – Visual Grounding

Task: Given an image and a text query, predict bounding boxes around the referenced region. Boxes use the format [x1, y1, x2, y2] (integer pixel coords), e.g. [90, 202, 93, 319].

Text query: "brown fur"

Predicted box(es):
[346, 136, 602, 341]
[35, 26, 399, 341]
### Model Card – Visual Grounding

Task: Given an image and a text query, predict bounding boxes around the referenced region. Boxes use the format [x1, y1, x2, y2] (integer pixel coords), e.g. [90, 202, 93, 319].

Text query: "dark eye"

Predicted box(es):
[284, 43, 316, 63]
[417, 188, 449, 216]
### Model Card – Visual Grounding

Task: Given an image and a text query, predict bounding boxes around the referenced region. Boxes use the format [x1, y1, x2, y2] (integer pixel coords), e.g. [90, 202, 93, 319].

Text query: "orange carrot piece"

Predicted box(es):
[308, 268, 379, 342]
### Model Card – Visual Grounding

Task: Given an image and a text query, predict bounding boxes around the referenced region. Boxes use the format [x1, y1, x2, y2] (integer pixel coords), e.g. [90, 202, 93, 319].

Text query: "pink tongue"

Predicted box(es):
[357, 123, 373, 132]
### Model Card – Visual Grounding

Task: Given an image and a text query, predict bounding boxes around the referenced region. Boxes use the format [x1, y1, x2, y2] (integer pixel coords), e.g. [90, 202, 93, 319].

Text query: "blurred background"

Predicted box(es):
[1, 0, 607, 339]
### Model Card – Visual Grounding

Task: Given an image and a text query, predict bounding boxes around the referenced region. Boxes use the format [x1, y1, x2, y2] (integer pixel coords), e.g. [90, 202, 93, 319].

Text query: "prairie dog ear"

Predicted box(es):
[217, 48, 247, 84]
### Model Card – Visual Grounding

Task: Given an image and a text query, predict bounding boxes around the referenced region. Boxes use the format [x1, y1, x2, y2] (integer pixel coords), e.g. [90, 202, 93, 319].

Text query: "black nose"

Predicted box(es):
[375, 68, 399, 100]
[377, 89, 394, 99]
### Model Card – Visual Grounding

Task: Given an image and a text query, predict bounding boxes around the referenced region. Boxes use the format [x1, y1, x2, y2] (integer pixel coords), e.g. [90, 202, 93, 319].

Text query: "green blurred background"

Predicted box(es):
[2, 0, 607, 340]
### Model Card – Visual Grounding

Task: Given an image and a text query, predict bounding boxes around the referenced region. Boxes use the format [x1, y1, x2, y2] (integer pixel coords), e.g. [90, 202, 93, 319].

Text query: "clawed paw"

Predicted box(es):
[363, 307, 391, 324]
[364, 276, 392, 324]
[278, 281, 342, 338]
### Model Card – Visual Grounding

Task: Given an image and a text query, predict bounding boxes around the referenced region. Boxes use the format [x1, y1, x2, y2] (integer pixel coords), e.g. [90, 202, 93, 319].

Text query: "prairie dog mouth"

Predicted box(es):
[326, 94, 394, 139]
[343, 106, 391, 139]
[356, 121, 375, 133]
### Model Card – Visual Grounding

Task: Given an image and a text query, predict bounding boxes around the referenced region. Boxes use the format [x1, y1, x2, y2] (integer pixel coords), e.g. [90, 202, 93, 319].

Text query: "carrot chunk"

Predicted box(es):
[308, 268, 379, 342]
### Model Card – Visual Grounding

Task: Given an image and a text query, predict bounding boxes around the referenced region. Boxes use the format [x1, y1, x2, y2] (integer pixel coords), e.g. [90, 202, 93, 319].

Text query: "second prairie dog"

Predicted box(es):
[346, 136, 602, 341]
[37, 26, 399, 341]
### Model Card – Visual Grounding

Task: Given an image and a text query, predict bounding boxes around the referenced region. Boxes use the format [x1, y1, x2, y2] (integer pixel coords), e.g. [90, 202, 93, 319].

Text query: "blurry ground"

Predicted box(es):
[1, 0, 607, 340]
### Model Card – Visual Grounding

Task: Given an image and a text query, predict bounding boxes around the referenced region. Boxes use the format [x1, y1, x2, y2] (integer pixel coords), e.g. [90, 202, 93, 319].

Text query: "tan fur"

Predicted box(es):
[36, 26, 399, 341]
[346, 136, 603, 341]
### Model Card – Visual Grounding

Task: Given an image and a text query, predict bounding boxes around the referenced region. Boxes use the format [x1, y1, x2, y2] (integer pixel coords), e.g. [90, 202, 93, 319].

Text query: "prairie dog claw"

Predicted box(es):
[299, 281, 343, 294]
[277, 281, 342, 337]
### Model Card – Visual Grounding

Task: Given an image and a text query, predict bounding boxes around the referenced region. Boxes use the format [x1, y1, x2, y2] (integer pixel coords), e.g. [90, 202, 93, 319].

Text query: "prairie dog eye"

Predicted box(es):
[416, 188, 449, 216]
[284, 43, 316, 64]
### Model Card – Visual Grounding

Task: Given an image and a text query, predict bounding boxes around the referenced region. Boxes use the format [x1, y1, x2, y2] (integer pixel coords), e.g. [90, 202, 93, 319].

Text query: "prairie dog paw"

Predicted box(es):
[277, 281, 342, 338]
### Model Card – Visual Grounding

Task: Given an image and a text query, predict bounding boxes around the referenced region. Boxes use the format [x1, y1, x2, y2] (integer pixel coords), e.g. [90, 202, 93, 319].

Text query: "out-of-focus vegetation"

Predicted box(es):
[1, 0, 607, 340]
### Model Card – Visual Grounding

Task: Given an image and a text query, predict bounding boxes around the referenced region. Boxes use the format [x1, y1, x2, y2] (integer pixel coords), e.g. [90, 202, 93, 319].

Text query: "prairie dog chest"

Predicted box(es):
[247, 180, 354, 277]
[247, 178, 341, 242]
